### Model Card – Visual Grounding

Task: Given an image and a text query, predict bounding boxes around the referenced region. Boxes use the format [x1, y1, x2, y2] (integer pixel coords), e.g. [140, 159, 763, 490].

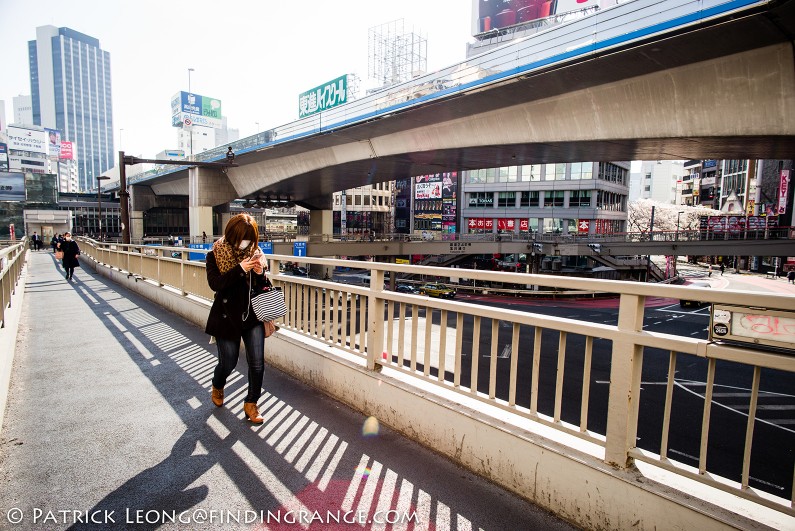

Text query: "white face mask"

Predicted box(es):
[65, 236, 71, 241]
[239, 240, 251, 250]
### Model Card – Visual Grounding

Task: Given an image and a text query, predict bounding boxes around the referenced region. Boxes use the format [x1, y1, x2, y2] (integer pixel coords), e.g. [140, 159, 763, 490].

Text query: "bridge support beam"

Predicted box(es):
[129, 184, 158, 241]
[189, 167, 238, 242]
[309, 209, 335, 279]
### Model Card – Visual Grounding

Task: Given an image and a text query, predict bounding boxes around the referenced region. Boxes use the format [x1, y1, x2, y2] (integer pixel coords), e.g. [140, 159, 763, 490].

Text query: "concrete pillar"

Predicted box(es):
[309, 209, 334, 279]
[129, 184, 157, 241]
[189, 166, 238, 242]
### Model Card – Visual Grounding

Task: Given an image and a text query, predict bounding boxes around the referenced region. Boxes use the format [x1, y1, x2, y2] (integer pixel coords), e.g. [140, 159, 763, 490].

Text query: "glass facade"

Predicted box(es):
[29, 27, 114, 192]
[462, 161, 629, 235]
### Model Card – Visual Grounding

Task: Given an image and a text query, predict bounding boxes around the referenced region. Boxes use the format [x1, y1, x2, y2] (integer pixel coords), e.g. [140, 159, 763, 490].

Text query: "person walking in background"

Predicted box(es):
[788, 270, 795, 284]
[31, 231, 41, 251]
[720, 263, 725, 276]
[202, 231, 207, 244]
[58, 232, 80, 281]
[205, 214, 269, 424]
[51, 234, 59, 253]
[708, 263, 713, 277]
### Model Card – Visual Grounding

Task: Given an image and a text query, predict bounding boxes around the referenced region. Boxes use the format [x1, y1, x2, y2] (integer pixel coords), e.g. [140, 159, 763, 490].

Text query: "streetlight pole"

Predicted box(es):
[96, 176, 110, 241]
[188, 68, 195, 157]
[119, 128, 124, 152]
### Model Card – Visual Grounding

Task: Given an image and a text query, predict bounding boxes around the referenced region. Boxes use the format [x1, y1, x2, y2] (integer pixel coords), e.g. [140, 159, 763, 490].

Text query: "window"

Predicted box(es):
[569, 190, 591, 206]
[520, 191, 539, 207]
[467, 192, 493, 207]
[545, 163, 567, 180]
[497, 166, 518, 182]
[498, 192, 516, 207]
[520, 164, 542, 181]
[544, 190, 564, 207]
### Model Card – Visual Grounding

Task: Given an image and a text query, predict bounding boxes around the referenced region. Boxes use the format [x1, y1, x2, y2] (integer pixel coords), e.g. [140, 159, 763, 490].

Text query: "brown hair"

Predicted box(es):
[224, 214, 259, 255]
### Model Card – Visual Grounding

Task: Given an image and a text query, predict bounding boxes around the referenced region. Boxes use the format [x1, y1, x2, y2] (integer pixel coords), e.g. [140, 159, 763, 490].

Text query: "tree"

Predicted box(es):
[627, 199, 721, 235]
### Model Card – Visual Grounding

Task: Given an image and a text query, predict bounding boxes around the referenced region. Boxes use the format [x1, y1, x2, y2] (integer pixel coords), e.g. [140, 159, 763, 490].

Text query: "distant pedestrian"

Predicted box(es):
[788, 271, 795, 284]
[51, 234, 59, 253]
[31, 231, 42, 251]
[708, 264, 713, 277]
[720, 263, 725, 276]
[58, 232, 80, 281]
[202, 231, 207, 244]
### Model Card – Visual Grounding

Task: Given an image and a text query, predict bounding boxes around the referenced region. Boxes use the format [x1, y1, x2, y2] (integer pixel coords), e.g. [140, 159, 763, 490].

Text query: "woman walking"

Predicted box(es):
[58, 232, 80, 281]
[205, 214, 269, 424]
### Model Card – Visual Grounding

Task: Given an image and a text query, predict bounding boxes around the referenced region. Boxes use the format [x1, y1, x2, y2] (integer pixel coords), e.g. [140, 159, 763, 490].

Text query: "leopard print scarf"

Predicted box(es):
[212, 236, 254, 274]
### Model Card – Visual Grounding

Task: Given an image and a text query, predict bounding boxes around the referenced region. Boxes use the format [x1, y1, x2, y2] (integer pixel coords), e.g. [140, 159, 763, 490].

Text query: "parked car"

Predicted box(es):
[680, 280, 711, 308]
[419, 283, 456, 299]
[396, 284, 420, 294]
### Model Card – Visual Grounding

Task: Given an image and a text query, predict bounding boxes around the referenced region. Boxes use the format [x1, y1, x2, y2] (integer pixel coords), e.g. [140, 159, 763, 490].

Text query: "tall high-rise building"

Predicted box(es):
[28, 26, 113, 191]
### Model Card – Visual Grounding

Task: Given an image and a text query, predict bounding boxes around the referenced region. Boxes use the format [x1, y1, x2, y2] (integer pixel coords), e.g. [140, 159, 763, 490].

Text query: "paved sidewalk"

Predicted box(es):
[0, 252, 575, 530]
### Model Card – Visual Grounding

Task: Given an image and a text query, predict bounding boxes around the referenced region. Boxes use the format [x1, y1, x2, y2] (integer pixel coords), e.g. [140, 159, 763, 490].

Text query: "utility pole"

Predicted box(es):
[118, 150, 131, 244]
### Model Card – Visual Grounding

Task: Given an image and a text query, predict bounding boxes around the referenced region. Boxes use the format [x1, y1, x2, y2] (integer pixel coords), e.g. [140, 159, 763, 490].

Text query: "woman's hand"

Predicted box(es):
[239, 256, 257, 272]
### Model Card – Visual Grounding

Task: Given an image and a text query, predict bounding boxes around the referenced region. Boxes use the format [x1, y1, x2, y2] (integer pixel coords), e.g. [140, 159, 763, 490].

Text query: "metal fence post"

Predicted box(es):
[366, 270, 385, 371]
[604, 293, 646, 468]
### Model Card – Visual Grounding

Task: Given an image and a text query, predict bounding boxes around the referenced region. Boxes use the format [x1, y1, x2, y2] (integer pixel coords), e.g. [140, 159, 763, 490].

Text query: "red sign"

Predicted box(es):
[779, 170, 790, 215]
[577, 219, 590, 233]
[519, 219, 529, 231]
[59, 141, 73, 160]
[485, 218, 493, 230]
[497, 218, 515, 230]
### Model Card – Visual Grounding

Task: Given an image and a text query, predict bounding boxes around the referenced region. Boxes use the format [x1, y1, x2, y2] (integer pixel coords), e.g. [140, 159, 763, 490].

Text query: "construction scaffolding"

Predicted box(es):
[368, 19, 427, 90]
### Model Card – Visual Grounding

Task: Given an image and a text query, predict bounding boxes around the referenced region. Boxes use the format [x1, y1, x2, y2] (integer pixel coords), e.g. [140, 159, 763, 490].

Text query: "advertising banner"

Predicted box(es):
[415, 181, 442, 200]
[496, 218, 515, 230]
[0, 172, 25, 202]
[45, 128, 61, 158]
[578, 219, 590, 233]
[7, 126, 46, 152]
[778, 170, 790, 215]
[172, 92, 222, 128]
[473, 0, 599, 35]
[299, 75, 347, 119]
[0, 143, 8, 171]
[519, 219, 529, 231]
[702, 215, 778, 233]
[60, 141, 74, 160]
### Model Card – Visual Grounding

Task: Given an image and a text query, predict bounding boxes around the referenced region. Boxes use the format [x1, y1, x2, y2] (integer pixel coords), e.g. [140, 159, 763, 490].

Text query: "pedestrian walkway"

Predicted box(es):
[0, 251, 575, 530]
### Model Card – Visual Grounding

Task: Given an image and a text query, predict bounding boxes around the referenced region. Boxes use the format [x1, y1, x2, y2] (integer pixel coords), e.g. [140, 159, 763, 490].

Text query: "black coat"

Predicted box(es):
[204, 250, 267, 340]
[59, 240, 80, 268]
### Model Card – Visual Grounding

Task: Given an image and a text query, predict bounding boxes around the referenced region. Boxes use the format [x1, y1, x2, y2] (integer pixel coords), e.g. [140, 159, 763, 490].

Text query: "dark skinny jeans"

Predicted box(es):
[212, 325, 265, 404]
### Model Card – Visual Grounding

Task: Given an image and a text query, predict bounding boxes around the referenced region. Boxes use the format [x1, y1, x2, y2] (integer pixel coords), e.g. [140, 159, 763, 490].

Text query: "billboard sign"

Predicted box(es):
[171, 92, 222, 128]
[0, 172, 25, 202]
[0, 143, 8, 172]
[299, 75, 347, 119]
[45, 128, 61, 158]
[7, 126, 46, 152]
[60, 141, 74, 160]
[779, 170, 790, 215]
[473, 0, 599, 35]
[415, 181, 442, 199]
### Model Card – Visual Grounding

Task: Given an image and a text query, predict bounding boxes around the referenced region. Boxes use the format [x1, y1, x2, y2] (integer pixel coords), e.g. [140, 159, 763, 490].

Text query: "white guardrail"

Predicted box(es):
[128, 0, 771, 185]
[80, 239, 795, 519]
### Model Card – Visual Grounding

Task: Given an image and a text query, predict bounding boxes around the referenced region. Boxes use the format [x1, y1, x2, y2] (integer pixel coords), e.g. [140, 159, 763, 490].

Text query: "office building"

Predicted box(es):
[12, 95, 33, 125]
[28, 26, 113, 191]
[0, 100, 6, 131]
[631, 160, 684, 204]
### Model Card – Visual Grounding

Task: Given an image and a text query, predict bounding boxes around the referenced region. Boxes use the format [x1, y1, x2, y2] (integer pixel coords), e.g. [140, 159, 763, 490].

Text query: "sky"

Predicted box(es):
[0, 0, 474, 158]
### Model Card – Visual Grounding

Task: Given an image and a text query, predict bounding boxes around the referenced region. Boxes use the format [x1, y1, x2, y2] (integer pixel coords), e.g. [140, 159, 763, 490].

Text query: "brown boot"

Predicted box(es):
[211, 386, 224, 407]
[243, 402, 264, 424]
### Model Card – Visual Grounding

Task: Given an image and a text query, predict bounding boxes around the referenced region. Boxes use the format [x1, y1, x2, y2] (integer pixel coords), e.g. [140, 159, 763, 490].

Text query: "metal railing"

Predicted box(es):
[0, 239, 28, 329]
[79, 239, 795, 517]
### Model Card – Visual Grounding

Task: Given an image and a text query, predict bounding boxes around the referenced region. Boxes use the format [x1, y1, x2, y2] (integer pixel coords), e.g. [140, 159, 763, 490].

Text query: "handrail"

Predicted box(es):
[78, 238, 795, 517]
[0, 239, 29, 328]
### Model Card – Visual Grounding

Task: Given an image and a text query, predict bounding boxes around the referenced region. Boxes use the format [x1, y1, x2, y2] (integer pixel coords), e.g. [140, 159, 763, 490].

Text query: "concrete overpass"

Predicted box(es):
[119, 0, 795, 238]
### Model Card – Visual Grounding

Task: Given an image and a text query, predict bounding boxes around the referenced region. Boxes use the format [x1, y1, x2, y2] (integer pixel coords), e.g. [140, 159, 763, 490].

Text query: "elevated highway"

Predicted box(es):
[118, 0, 795, 210]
